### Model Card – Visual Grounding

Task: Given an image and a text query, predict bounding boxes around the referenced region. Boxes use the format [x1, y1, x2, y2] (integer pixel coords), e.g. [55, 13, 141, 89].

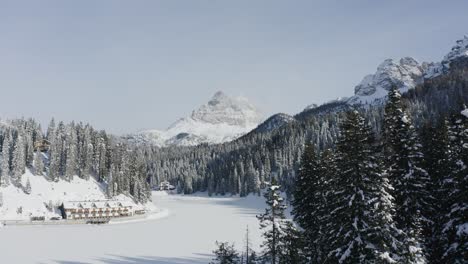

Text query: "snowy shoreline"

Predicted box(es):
[0, 191, 264, 263]
[0, 207, 169, 227]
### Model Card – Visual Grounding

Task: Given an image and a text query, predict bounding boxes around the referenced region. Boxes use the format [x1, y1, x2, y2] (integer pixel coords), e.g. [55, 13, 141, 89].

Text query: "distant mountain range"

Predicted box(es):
[127, 36, 468, 147]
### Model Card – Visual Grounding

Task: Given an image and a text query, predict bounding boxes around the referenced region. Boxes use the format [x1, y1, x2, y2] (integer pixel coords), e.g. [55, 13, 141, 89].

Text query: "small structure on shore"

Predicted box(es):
[62, 200, 133, 220]
[159, 181, 175, 191]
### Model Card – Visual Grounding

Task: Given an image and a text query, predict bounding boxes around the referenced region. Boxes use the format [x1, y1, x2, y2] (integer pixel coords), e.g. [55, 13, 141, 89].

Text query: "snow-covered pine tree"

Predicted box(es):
[183, 173, 193, 194]
[56, 121, 67, 177]
[246, 159, 260, 195]
[440, 107, 468, 264]
[24, 178, 31, 194]
[33, 149, 44, 176]
[256, 178, 288, 264]
[107, 165, 115, 198]
[12, 133, 26, 186]
[48, 128, 61, 182]
[64, 125, 77, 181]
[211, 242, 240, 264]
[278, 220, 307, 264]
[46, 118, 55, 142]
[327, 110, 402, 263]
[83, 131, 94, 180]
[291, 142, 323, 262]
[383, 88, 430, 262]
[420, 118, 452, 262]
[242, 226, 258, 264]
[24, 131, 34, 168]
[1, 130, 12, 186]
[315, 148, 337, 261]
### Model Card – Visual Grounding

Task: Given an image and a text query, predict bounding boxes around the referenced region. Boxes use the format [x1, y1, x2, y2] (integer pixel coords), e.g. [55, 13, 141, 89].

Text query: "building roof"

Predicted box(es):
[63, 200, 133, 210]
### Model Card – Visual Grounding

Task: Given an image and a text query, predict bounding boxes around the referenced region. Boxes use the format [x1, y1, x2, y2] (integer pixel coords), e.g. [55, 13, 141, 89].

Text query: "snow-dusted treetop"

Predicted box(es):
[461, 108, 468, 118]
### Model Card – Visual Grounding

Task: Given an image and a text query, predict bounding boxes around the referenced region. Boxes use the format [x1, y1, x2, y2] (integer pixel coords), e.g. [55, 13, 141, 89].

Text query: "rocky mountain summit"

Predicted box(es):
[129, 91, 263, 147]
[348, 36, 468, 105]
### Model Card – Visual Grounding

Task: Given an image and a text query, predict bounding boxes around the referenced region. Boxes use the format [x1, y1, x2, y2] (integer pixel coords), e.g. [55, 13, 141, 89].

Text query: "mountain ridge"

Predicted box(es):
[128, 91, 263, 147]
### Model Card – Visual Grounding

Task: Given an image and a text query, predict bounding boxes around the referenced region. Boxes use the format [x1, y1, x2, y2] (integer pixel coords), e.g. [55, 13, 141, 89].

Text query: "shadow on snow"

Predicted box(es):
[54, 254, 211, 264]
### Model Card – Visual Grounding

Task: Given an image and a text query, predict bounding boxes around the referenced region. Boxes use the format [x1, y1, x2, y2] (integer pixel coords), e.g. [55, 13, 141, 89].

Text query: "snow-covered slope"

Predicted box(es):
[347, 36, 468, 105]
[0, 170, 105, 220]
[348, 57, 425, 104]
[131, 91, 263, 147]
[253, 113, 296, 133]
[0, 192, 265, 264]
[0, 169, 149, 221]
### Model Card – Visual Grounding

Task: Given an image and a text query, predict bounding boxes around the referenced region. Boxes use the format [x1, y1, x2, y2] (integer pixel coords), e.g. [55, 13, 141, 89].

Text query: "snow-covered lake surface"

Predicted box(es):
[0, 191, 265, 264]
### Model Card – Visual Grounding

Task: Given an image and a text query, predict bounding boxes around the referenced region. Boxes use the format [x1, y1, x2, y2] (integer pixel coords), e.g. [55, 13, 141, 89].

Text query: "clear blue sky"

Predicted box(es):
[0, 1, 467, 134]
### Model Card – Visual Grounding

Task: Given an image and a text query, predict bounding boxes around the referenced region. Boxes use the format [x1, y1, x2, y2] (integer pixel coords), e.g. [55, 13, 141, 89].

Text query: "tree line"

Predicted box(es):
[0, 118, 151, 204]
[210, 88, 467, 263]
[143, 57, 468, 202]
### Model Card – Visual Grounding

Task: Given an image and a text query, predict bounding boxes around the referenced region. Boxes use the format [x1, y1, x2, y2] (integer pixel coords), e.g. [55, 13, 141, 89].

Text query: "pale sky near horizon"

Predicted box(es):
[0, 1, 467, 134]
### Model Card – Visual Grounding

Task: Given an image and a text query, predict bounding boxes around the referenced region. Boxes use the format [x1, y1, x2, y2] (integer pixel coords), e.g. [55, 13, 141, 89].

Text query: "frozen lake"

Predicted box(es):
[0, 192, 265, 264]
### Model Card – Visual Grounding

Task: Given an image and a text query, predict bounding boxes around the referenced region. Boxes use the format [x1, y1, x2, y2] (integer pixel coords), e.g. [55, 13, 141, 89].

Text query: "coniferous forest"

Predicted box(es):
[208, 59, 468, 263]
[211, 88, 467, 263]
[0, 119, 152, 204]
[1, 42, 467, 264]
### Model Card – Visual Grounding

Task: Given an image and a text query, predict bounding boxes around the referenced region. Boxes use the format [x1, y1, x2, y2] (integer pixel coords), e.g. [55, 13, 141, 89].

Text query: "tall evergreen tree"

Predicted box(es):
[440, 108, 468, 263]
[12, 133, 26, 186]
[48, 130, 61, 182]
[420, 118, 452, 262]
[46, 118, 55, 142]
[64, 125, 77, 181]
[34, 150, 44, 176]
[211, 242, 240, 264]
[327, 110, 402, 263]
[292, 142, 323, 262]
[257, 179, 293, 264]
[278, 220, 307, 264]
[24, 178, 31, 194]
[1, 130, 12, 186]
[383, 88, 430, 262]
[242, 226, 258, 264]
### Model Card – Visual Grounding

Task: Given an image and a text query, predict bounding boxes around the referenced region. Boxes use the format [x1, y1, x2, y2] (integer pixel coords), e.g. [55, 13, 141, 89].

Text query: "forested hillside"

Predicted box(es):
[0, 119, 151, 204]
[144, 56, 468, 198]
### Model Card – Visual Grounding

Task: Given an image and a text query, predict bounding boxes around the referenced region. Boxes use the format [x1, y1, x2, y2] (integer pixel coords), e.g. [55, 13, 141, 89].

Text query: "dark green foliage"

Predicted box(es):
[278, 221, 307, 264]
[420, 118, 452, 262]
[325, 110, 402, 263]
[210, 242, 240, 264]
[439, 109, 468, 263]
[256, 179, 286, 264]
[383, 88, 430, 262]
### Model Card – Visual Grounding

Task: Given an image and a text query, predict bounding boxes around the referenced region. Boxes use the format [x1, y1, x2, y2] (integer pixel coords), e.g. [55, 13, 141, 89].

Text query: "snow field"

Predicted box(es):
[0, 191, 266, 264]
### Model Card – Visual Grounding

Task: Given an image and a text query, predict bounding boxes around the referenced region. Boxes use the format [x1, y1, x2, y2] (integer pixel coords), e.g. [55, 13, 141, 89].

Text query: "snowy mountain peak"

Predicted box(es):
[347, 36, 468, 105]
[425, 36, 468, 78]
[211, 90, 228, 101]
[349, 57, 424, 104]
[131, 91, 263, 147]
[190, 91, 262, 127]
[443, 35, 468, 64]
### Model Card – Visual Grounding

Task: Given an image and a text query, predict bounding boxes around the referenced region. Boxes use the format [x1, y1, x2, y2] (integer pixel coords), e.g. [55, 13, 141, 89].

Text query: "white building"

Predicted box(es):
[62, 200, 134, 220]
